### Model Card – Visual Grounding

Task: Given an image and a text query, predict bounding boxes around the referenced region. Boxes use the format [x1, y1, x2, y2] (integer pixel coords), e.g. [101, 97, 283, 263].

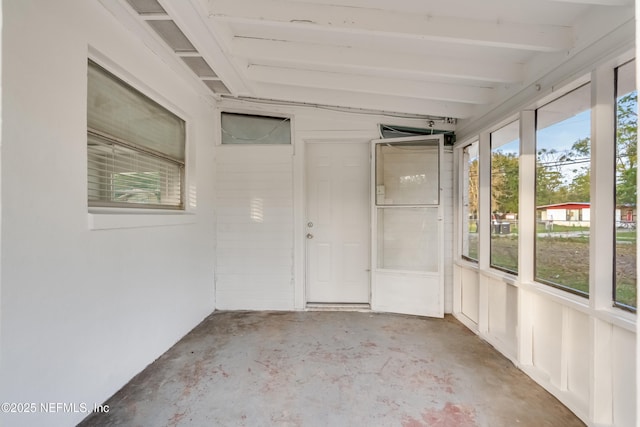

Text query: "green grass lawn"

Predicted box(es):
[535, 237, 590, 294]
[466, 232, 637, 308]
[490, 236, 518, 272]
[616, 230, 636, 241]
[468, 222, 592, 236]
[536, 223, 590, 233]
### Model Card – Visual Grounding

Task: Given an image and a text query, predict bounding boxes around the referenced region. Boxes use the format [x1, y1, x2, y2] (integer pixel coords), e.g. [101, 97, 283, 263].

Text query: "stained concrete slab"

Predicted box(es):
[79, 311, 585, 427]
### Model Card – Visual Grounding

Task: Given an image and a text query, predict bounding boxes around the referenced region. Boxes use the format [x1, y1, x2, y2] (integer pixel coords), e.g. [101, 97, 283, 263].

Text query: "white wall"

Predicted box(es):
[0, 1, 216, 426]
[215, 100, 455, 312]
[215, 144, 295, 309]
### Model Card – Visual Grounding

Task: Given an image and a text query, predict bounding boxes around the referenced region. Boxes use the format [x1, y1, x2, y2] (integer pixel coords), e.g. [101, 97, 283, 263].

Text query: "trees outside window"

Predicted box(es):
[490, 121, 519, 273]
[462, 142, 479, 261]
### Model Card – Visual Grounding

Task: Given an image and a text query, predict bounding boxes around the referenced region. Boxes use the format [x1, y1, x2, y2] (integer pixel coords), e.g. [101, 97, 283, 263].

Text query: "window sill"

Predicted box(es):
[593, 304, 636, 332]
[452, 266, 637, 331]
[455, 258, 479, 270]
[88, 209, 196, 230]
[520, 280, 590, 309]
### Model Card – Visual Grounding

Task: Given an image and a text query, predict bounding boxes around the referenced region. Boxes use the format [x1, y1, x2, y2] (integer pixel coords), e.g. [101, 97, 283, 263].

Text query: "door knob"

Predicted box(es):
[306, 233, 314, 239]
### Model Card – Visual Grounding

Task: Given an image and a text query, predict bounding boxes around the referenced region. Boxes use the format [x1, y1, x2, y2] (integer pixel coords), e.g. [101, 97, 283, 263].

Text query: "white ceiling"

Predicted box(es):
[113, 0, 634, 121]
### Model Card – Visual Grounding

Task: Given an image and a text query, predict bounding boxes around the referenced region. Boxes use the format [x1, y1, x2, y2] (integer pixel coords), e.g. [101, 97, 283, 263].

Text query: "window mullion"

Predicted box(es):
[519, 110, 536, 284]
[478, 131, 492, 271]
[590, 66, 616, 310]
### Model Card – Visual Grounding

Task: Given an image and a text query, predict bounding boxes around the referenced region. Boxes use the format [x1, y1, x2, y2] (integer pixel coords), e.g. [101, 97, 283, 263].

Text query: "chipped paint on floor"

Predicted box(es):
[79, 311, 585, 427]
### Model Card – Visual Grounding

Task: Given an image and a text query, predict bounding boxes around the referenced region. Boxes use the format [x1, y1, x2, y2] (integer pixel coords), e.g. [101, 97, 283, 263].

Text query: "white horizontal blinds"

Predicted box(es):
[88, 61, 185, 161]
[221, 112, 291, 144]
[88, 134, 182, 208]
[87, 60, 185, 209]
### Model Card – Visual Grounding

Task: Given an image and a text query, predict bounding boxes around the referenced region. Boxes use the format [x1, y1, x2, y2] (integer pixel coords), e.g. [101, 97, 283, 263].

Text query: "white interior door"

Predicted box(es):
[306, 142, 370, 303]
[371, 136, 444, 317]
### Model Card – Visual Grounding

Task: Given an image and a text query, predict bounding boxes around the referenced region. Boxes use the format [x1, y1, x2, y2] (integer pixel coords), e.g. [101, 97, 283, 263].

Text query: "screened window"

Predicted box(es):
[87, 60, 185, 209]
[377, 207, 439, 271]
[535, 84, 591, 295]
[221, 112, 291, 144]
[490, 121, 519, 273]
[375, 142, 439, 206]
[375, 140, 440, 272]
[614, 59, 637, 310]
[462, 141, 479, 261]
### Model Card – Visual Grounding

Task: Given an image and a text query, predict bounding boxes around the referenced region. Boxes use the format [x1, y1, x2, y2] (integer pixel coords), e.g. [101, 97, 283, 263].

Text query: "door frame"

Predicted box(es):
[302, 139, 372, 307]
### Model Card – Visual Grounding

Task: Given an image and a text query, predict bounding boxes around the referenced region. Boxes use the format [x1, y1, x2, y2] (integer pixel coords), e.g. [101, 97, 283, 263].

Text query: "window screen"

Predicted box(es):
[535, 83, 591, 295]
[87, 60, 185, 209]
[221, 112, 291, 144]
[614, 59, 637, 310]
[490, 121, 519, 273]
[375, 141, 439, 206]
[462, 141, 479, 262]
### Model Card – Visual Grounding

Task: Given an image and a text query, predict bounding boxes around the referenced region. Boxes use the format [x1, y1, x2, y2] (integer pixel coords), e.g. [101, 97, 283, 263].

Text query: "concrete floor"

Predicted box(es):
[79, 311, 585, 427]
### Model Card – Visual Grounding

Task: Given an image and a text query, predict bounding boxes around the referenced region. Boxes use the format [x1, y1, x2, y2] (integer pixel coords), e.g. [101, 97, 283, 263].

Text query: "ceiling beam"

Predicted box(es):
[233, 37, 523, 84]
[160, 0, 251, 95]
[250, 83, 475, 118]
[247, 64, 494, 104]
[210, 0, 573, 52]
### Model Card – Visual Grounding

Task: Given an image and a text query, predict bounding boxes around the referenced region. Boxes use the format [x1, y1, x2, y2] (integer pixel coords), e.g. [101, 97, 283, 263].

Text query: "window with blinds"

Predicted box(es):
[87, 60, 185, 209]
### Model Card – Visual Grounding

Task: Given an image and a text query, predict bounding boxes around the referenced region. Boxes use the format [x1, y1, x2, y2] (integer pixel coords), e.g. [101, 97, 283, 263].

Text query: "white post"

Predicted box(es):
[589, 63, 616, 425]
[477, 131, 491, 335]
[517, 110, 536, 366]
[590, 67, 615, 311]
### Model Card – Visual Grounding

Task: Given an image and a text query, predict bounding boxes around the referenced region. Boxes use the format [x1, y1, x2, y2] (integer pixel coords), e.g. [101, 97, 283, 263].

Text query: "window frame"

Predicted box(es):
[453, 54, 636, 331]
[489, 119, 521, 275]
[460, 140, 479, 263]
[87, 59, 187, 211]
[219, 111, 292, 146]
[533, 83, 592, 298]
[613, 58, 637, 312]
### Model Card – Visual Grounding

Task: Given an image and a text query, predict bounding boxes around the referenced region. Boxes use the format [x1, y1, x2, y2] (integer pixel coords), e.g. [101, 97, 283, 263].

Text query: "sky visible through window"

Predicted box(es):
[537, 110, 591, 189]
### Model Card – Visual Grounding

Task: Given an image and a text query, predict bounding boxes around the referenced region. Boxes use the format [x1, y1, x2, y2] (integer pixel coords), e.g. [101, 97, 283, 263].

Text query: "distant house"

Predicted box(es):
[537, 203, 591, 227]
[615, 204, 637, 228]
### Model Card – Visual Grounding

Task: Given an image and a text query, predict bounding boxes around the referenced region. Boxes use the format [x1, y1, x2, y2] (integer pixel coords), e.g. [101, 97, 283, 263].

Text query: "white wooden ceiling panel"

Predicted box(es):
[106, 0, 633, 119]
[280, 0, 588, 25]
[232, 37, 524, 84]
[225, 20, 535, 62]
[247, 64, 494, 104]
[210, 0, 573, 52]
[252, 83, 476, 118]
